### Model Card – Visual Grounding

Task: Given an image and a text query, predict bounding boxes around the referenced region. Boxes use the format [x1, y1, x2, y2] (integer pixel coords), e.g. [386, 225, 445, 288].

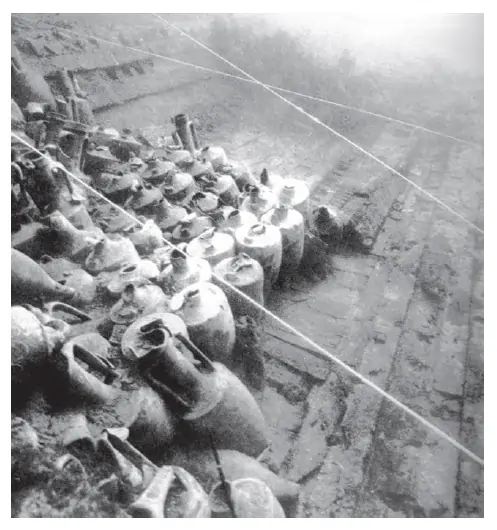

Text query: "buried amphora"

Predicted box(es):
[169, 282, 235, 364]
[136, 323, 268, 457]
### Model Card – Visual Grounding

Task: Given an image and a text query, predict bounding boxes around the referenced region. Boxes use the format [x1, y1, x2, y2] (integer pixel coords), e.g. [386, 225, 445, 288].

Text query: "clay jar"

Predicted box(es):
[162, 171, 196, 206]
[12, 302, 91, 393]
[172, 113, 200, 155]
[42, 210, 103, 264]
[213, 253, 264, 321]
[200, 146, 229, 171]
[239, 185, 277, 219]
[142, 158, 177, 186]
[110, 128, 142, 161]
[94, 171, 142, 205]
[225, 162, 258, 191]
[108, 281, 169, 345]
[137, 326, 267, 457]
[110, 282, 169, 326]
[121, 312, 189, 361]
[49, 338, 119, 406]
[186, 228, 236, 268]
[106, 260, 160, 298]
[61, 269, 97, 306]
[114, 386, 177, 458]
[38, 255, 97, 306]
[21, 150, 85, 217]
[125, 219, 164, 255]
[92, 126, 121, 147]
[12, 305, 66, 380]
[190, 191, 221, 215]
[261, 202, 304, 279]
[170, 213, 213, 244]
[31, 256, 96, 307]
[12, 249, 77, 306]
[209, 478, 285, 518]
[200, 172, 239, 207]
[234, 223, 282, 299]
[154, 198, 188, 234]
[277, 179, 311, 226]
[38, 255, 80, 284]
[85, 236, 140, 275]
[184, 158, 214, 179]
[167, 448, 300, 513]
[216, 209, 258, 237]
[84, 145, 119, 176]
[259, 168, 284, 194]
[165, 147, 193, 168]
[158, 248, 212, 295]
[125, 182, 163, 217]
[169, 282, 235, 364]
[129, 466, 211, 518]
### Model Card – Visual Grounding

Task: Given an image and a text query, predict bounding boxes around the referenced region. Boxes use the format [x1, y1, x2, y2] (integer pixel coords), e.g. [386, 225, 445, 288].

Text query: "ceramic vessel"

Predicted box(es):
[239, 185, 277, 219]
[214, 208, 256, 236]
[167, 448, 300, 511]
[162, 172, 196, 206]
[234, 223, 282, 298]
[129, 465, 211, 518]
[170, 213, 213, 244]
[190, 191, 221, 215]
[154, 198, 188, 233]
[142, 158, 177, 185]
[126, 219, 164, 255]
[84, 145, 119, 176]
[121, 312, 189, 361]
[259, 168, 284, 194]
[85, 236, 140, 275]
[42, 210, 102, 263]
[261, 203, 304, 279]
[117, 385, 178, 456]
[108, 281, 169, 345]
[94, 171, 142, 204]
[158, 249, 212, 295]
[209, 477, 285, 518]
[169, 282, 235, 364]
[200, 146, 228, 171]
[201, 172, 239, 207]
[186, 228, 236, 267]
[138, 325, 267, 456]
[172, 113, 200, 155]
[49, 339, 119, 405]
[213, 253, 264, 321]
[277, 179, 311, 226]
[124, 182, 163, 216]
[12, 248, 76, 305]
[11, 305, 66, 376]
[106, 260, 160, 298]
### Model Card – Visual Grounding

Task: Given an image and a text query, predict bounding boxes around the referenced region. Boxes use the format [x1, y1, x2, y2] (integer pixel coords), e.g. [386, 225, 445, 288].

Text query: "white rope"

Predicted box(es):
[153, 14, 484, 237]
[11, 14, 479, 147]
[10, 132, 484, 467]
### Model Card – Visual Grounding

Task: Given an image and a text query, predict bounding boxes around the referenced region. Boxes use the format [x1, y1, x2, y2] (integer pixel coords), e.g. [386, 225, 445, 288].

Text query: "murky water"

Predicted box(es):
[263, 13, 483, 75]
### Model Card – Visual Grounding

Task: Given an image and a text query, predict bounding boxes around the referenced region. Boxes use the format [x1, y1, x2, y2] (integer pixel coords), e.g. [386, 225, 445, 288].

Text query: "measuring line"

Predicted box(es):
[11, 14, 479, 147]
[153, 14, 484, 236]
[10, 132, 484, 467]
